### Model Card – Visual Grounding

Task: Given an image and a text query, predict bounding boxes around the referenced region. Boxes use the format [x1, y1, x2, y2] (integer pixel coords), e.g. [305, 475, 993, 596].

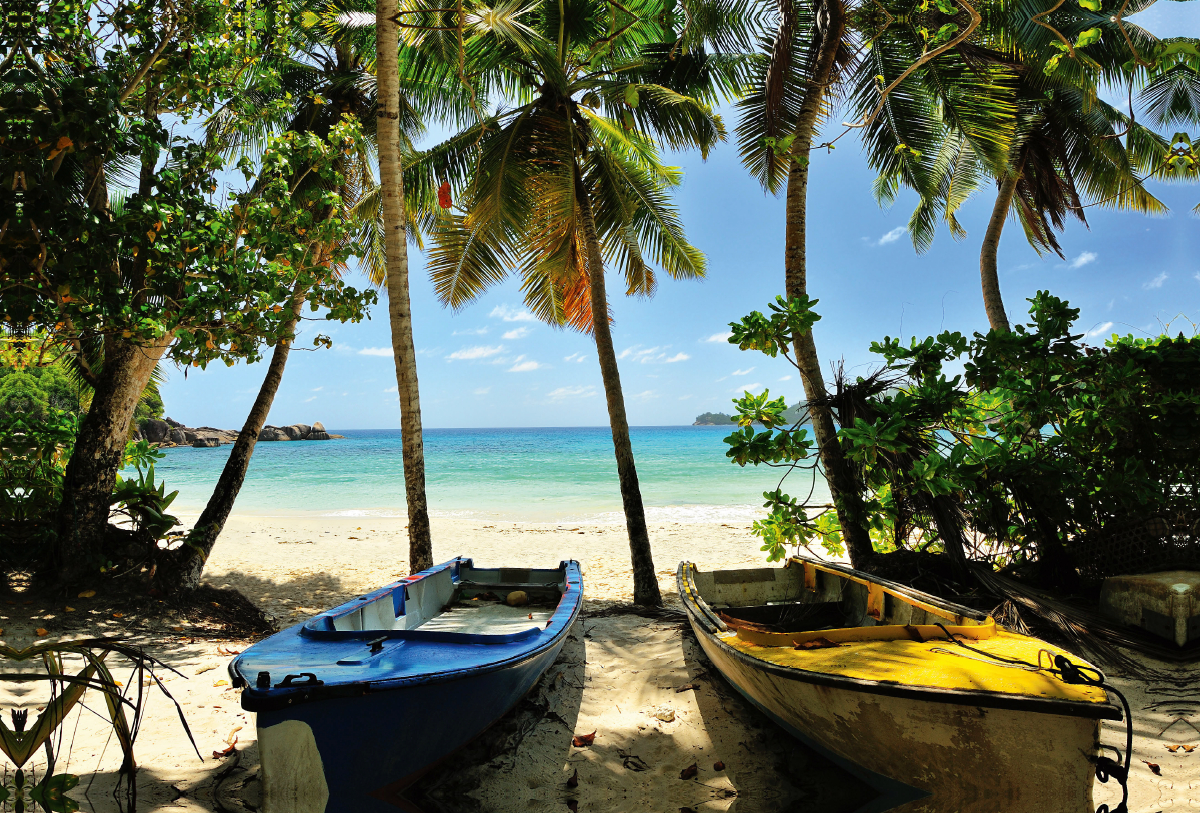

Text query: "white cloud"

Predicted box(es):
[311, 386, 324, 392]
[508, 355, 541, 372]
[1070, 251, 1098, 269]
[618, 345, 689, 364]
[473, 387, 490, 395]
[563, 352, 587, 363]
[448, 345, 505, 360]
[703, 332, 732, 343]
[548, 385, 597, 400]
[632, 390, 658, 400]
[874, 226, 907, 246]
[732, 382, 762, 394]
[503, 326, 532, 340]
[304, 395, 318, 403]
[1085, 321, 1114, 338]
[1144, 271, 1168, 289]
[453, 327, 488, 336]
[358, 347, 393, 357]
[779, 375, 792, 381]
[678, 394, 693, 401]
[732, 367, 755, 376]
[1194, 272, 1200, 283]
[383, 385, 398, 393]
[490, 304, 536, 322]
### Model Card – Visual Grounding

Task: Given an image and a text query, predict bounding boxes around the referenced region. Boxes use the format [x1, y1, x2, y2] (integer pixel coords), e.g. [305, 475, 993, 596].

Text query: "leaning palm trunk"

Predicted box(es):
[783, 0, 875, 568]
[160, 284, 306, 592]
[979, 172, 1018, 332]
[55, 335, 174, 585]
[376, 0, 434, 573]
[578, 173, 661, 606]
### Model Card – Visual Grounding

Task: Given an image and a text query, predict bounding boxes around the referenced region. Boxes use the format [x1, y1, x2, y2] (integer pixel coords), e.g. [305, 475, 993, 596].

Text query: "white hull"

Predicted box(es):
[692, 623, 1101, 813]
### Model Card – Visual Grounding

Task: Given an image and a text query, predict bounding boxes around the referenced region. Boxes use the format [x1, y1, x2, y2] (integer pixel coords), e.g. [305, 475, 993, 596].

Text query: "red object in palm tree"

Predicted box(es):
[437, 181, 452, 209]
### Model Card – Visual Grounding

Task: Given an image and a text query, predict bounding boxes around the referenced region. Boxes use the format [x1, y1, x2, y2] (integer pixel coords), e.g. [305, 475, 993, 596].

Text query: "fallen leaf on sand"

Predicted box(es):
[1143, 761, 1161, 775]
[1166, 744, 1195, 753]
[572, 731, 596, 747]
[213, 739, 237, 759]
[36, 629, 48, 636]
[171, 626, 184, 632]
[226, 726, 243, 744]
[195, 665, 216, 675]
[713, 761, 725, 771]
[566, 768, 578, 788]
[77, 590, 96, 598]
[675, 683, 699, 693]
[65, 607, 75, 612]
[679, 762, 698, 780]
[217, 646, 242, 655]
[213, 679, 229, 687]
[112, 612, 124, 619]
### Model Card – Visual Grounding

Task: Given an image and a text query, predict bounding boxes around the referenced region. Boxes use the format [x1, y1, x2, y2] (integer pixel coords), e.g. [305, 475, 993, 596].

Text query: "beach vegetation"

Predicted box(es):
[408, 0, 739, 604]
[727, 292, 1200, 593]
[2, 0, 375, 589]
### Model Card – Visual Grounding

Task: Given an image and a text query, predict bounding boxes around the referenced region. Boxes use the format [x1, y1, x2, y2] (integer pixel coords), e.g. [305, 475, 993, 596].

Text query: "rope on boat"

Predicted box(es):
[933, 623, 1132, 813]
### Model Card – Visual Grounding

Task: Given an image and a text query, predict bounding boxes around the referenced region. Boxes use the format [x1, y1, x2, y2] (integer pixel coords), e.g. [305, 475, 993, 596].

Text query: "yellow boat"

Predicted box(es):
[677, 557, 1123, 813]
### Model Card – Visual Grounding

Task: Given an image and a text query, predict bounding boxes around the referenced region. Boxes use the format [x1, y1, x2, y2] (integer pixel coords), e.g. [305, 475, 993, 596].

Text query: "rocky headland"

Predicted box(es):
[137, 418, 344, 448]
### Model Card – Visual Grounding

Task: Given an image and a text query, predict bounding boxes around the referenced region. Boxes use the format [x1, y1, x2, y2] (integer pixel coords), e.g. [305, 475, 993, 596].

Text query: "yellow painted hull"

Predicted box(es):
[678, 560, 1117, 812]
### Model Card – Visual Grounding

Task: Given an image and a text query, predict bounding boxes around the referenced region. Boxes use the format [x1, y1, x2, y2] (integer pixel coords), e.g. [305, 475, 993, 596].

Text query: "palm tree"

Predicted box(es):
[161, 18, 462, 589]
[733, 0, 1017, 567]
[890, 79, 1167, 332]
[376, 0, 440, 572]
[411, 0, 730, 604]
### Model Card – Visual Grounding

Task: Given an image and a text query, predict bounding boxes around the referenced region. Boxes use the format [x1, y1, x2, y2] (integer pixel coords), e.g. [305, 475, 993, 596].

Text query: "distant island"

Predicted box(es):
[693, 403, 807, 426]
[693, 412, 736, 425]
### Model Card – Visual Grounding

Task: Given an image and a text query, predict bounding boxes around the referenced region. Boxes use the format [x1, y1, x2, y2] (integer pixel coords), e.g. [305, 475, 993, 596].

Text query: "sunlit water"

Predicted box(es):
[155, 426, 829, 522]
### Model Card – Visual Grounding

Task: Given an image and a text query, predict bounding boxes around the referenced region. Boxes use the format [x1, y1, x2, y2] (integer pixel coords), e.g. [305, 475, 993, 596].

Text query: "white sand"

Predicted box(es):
[3, 515, 1191, 811]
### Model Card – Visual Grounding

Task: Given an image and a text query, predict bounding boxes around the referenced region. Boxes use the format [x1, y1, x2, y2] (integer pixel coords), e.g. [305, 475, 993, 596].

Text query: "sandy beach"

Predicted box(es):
[2, 516, 1193, 812]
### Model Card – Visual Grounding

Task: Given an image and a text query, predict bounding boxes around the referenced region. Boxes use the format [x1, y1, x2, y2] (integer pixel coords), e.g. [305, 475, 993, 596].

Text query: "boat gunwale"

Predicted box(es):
[232, 558, 583, 712]
[677, 561, 1124, 722]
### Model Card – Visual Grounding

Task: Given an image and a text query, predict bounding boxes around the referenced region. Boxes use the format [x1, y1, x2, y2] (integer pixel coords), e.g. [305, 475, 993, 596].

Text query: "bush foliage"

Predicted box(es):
[727, 292, 1200, 583]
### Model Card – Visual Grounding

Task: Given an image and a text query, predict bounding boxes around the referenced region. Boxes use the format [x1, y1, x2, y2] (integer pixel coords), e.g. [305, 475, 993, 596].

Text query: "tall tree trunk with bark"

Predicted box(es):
[159, 284, 306, 592]
[577, 172, 661, 606]
[979, 172, 1018, 332]
[376, 0, 434, 573]
[55, 336, 173, 585]
[783, 0, 875, 568]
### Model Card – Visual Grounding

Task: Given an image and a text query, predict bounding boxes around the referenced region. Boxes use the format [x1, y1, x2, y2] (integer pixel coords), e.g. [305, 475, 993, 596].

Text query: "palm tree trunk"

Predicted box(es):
[577, 172, 661, 606]
[159, 284, 306, 592]
[980, 172, 1018, 332]
[55, 335, 173, 585]
[783, 0, 875, 569]
[376, 0, 434, 574]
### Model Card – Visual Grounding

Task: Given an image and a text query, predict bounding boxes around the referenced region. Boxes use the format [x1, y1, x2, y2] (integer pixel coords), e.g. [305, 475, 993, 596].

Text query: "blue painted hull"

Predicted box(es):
[230, 557, 583, 812]
[256, 632, 567, 812]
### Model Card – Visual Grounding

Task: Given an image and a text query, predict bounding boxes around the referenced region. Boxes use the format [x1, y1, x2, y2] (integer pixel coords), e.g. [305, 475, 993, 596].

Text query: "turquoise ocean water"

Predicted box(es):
[156, 426, 829, 522]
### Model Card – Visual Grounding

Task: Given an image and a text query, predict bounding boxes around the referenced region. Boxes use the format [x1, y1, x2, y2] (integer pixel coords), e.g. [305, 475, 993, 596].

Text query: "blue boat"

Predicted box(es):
[229, 556, 583, 813]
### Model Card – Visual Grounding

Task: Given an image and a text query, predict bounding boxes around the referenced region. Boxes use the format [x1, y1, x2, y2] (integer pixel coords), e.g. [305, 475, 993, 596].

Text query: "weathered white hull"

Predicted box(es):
[691, 621, 1101, 813]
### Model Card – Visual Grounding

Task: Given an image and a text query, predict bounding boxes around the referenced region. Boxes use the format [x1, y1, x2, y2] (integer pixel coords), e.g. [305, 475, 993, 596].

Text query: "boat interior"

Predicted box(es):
[322, 563, 568, 638]
[690, 559, 987, 634]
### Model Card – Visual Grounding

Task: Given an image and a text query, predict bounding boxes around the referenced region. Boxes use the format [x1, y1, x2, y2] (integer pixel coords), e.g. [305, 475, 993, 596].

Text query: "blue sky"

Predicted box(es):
[161, 3, 1200, 429]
